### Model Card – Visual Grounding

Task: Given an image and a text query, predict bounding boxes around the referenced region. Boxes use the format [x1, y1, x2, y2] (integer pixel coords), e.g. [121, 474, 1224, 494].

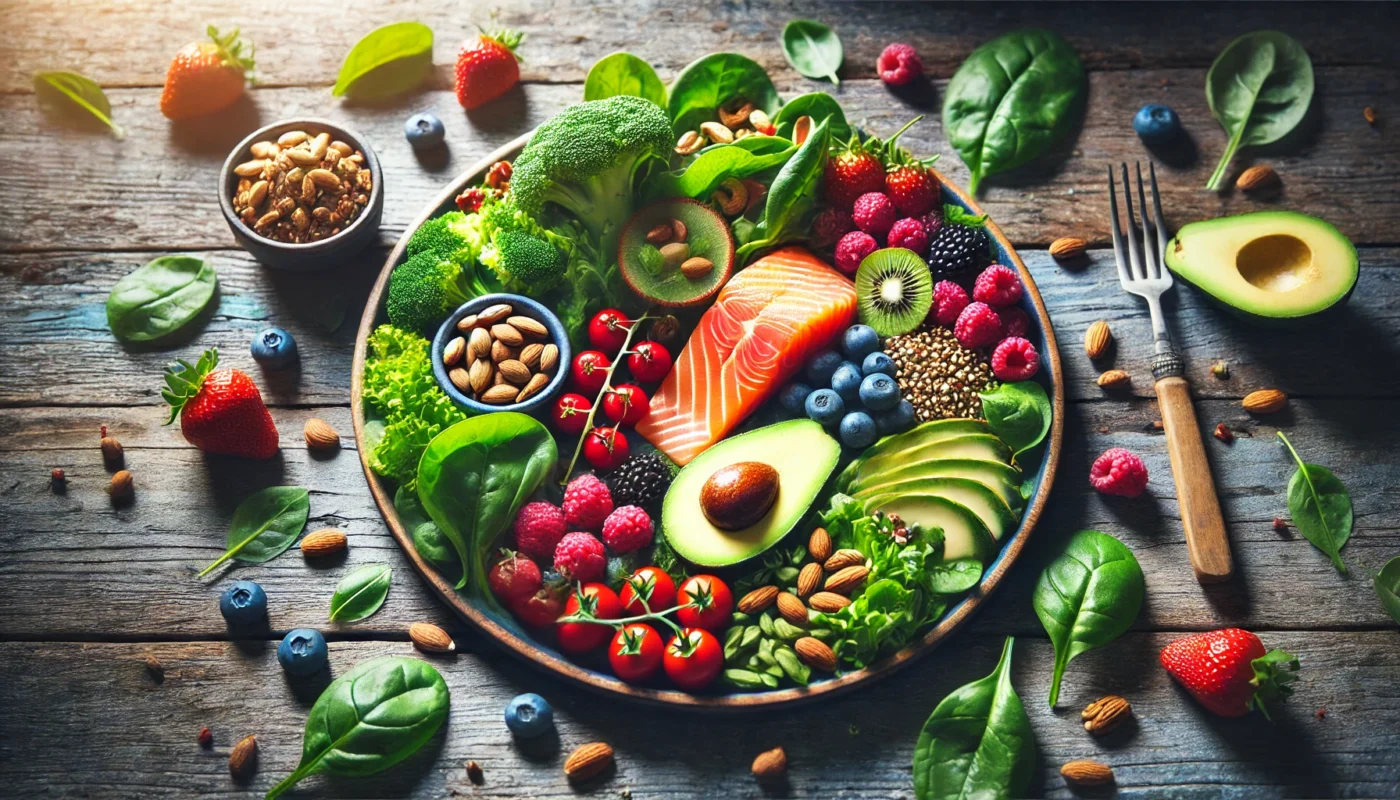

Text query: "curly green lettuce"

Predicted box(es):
[362, 324, 467, 486]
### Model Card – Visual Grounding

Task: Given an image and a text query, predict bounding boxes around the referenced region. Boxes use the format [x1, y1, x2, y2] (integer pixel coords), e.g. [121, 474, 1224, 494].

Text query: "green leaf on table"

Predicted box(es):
[1375, 556, 1400, 626]
[782, 20, 843, 85]
[106, 256, 218, 343]
[1278, 432, 1352, 574]
[584, 51, 666, 106]
[265, 656, 449, 800]
[1203, 31, 1314, 190]
[197, 487, 310, 577]
[1034, 530, 1143, 706]
[980, 381, 1052, 458]
[33, 70, 124, 138]
[667, 52, 780, 133]
[329, 564, 392, 622]
[913, 637, 1035, 800]
[773, 91, 851, 143]
[332, 22, 434, 100]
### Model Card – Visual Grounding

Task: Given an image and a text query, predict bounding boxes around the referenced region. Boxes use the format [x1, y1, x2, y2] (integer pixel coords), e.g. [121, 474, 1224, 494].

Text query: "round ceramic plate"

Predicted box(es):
[351, 133, 1064, 710]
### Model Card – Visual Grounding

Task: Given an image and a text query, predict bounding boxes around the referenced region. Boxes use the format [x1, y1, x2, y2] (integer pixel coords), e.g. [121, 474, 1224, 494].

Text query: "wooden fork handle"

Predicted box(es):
[1155, 376, 1235, 583]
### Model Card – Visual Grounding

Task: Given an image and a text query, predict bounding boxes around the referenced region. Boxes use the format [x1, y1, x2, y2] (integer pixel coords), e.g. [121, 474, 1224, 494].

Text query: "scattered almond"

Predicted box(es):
[775, 592, 808, 627]
[808, 527, 833, 563]
[808, 591, 852, 613]
[497, 359, 531, 385]
[455, 313, 479, 333]
[1082, 695, 1132, 736]
[539, 344, 560, 374]
[449, 367, 473, 394]
[659, 241, 691, 270]
[1097, 369, 1131, 390]
[519, 343, 545, 370]
[1242, 388, 1287, 414]
[824, 565, 869, 595]
[466, 760, 484, 785]
[1364, 106, 1378, 125]
[468, 327, 493, 361]
[144, 653, 164, 681]
[443, 336, 466, 366]
[751, 746, 787, 782]
[300, 528, 347, 557]
[823, 549, 865, 572]
[680, 256, 714, 280]
[1049, 236, 1087, 261]
[794, 636, 837, 672]
[737, 585, 779, 614]
[1084, 320, 1112, 359]
[563, 742, 614, 781]
[100, 434, 124, 467]
[796, 562, 823, 598]
[303, 418, 340, 451]
[108, 469, 134, 502]
[1061, 759, 1114, 787]
[409, 622, 456, 654]
[1236, 164, 1279, 191]
[229, 735, 258, 779]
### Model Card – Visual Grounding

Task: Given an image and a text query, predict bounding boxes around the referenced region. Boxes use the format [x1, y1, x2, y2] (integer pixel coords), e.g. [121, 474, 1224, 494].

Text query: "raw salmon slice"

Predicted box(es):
[636, 247, 857, 465]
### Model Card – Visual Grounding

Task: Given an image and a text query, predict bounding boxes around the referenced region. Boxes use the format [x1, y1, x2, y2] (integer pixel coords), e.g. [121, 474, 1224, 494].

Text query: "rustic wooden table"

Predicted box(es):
[3, 2, 1398, 798]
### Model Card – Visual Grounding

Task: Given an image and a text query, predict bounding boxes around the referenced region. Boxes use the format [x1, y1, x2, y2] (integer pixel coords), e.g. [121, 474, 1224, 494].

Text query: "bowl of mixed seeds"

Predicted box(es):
[219, 118, 383, 271]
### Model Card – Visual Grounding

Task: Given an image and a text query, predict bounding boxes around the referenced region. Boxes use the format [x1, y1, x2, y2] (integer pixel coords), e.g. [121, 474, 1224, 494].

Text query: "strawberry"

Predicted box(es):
[162, 349, 279, 459]
[1160, 628, 1299, 719]
[160, 27, 254, 120]
[885, 162, 940, 217]
[454, 28, 523, 110]
[822, 139, 886, 210]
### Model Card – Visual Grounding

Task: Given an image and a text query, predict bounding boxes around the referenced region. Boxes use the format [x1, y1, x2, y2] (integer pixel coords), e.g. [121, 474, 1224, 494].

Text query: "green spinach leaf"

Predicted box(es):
[265, 656, 449, 799]
[913, 637, 1034, 800]
[667, 53, 780, 133]
[782, 20, 843, 85]
[584, 51, 666, 106]
[1376, 556, 1400, 627]
[417, 413, 557, 594]
[329, 564, 392, 622]
[925, 559, 984, 594]
[736, 117, 831, 263]
[942, 29, 1084, 194]
[1278, 432, 1351, 574]
[1204, 31, 1314, 190]
[1034, 530, 1143, 706]
[198, 487, 310, 577]
[332, 22, 434, 100]
[980, 381, 1052, 458]
[33, 70, 124, 138]
[773, 91, 851, 143]
[654, 141, 797, 199]
[106, 256, 217, 343]
[394, 485, 461, 580]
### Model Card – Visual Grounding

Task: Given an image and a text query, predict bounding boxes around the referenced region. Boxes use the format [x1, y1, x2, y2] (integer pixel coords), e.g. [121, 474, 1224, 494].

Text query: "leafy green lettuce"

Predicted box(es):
[362, 325, 468, 486]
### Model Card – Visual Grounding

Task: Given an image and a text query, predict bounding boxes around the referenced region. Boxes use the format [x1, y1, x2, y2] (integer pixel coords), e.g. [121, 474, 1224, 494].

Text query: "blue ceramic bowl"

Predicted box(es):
[431, 294, 572, 415]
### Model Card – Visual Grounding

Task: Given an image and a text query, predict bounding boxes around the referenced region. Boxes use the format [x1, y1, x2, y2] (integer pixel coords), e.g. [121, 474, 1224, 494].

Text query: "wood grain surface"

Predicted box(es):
[1, 1, 1398, 797]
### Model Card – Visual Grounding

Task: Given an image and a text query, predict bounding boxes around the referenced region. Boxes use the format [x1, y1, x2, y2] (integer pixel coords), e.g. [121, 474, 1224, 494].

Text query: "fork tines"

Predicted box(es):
[1107, 161, 1170, 286]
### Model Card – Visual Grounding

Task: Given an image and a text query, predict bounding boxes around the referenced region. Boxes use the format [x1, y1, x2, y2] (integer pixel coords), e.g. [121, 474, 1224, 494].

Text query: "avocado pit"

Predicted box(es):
[699, 461, 779, 530]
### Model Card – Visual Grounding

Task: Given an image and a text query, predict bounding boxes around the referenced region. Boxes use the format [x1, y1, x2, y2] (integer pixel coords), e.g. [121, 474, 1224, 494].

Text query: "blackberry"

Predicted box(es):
[605, 453, 672, 513]
[927, 221, 990, 280]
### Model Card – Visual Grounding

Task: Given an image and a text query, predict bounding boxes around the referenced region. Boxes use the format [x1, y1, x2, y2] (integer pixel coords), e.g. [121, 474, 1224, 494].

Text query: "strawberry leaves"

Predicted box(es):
[33, 71, 124, 138]
[1278, 432, 1353, 574]
[161, 349, 219, 424]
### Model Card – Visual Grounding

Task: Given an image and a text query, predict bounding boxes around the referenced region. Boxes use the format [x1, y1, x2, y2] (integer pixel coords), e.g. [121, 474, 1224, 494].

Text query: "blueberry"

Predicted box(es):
[219, 580, 267, 628]
[830, 362, 865, 405]
[404, 112, 446, 150]
[277, 629, 328, 677]
[504, 693, 554, 739]
[838, 411, 878, 449]
[859, 373, 901, 411]
[841, 325, 882, 362]
[862, 351, 896, 378]
[805, 388, 845, 426]
[250, 327, 297, 369]
[874, 400, 917, 435]
[805, 350, 844, 386]
[1133, 104, 1181, 143]
[778, 382, 814, 416]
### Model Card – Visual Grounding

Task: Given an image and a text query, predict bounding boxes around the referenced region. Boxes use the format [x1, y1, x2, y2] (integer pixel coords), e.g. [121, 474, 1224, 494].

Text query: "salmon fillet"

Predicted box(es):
[636, 247, 857, 465]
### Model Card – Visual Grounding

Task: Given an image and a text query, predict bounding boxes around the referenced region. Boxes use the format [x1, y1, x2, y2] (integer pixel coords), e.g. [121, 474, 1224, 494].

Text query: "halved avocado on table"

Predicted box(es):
[662, 419, 840, 567]
[846, 458, 1024, 514]
[1165, 211, 1358, 325]
[856, 476, 1019, 541]
[862, 493, 997, 563]
[618, 198, 735, 308]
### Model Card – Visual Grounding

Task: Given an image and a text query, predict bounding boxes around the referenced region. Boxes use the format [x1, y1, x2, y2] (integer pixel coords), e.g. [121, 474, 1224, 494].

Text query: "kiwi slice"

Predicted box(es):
[855, 248, 934, 337]
[618, 199, 735, 308]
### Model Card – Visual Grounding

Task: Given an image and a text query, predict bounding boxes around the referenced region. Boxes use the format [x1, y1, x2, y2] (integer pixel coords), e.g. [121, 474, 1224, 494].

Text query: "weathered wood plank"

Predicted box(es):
[2, 634, 1396, 798]
[2, 1, 1395, 93]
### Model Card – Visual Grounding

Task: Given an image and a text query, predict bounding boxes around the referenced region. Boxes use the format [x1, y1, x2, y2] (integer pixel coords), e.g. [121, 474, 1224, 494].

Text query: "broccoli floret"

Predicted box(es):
[405, 210, 490, 267]
[509, 95, 674, 259]
[386, 251, 497, 334]
[474, 197, 571, 292]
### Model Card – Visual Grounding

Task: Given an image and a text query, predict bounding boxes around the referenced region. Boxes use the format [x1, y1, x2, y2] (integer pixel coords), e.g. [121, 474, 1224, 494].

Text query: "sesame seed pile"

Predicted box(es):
[886, 324, 996, 421]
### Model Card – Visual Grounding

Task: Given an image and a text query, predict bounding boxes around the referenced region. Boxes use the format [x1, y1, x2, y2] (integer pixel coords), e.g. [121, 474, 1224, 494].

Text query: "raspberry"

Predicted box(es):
[835, 230, 878, 275]
[972, 265, 1023, 307]
[991, 337, 1040, 381]
[953, 302, 1003, 349]
[512, 501, 567, 562]
[997, 306, 1030, 339]
[877, 43, 924, 86]
[1090, 448, 1149, 498]
[887, 217, 929, 253]
[813, 208, 855, 247]
[932, 280, 970, 326]
[553, 531, 606, 582]
[851, 192, 897, 237]
[487, 551, 543, 606]
[563, 473, 613, 530]
[601, 505, 654, 553]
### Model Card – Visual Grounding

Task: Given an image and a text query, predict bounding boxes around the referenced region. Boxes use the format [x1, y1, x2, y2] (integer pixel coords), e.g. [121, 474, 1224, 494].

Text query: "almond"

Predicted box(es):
[449, 366, 472, 394]
[680, 256, 714, 280]
[645, 223, 675, 245]
[476, 303, 513, 325]
[507, 315, 549, 340]
[1061, 759, 1114, 787]
[1236, 164, 1279, 191]
[824, 565, 869, 595]
[519, 343, 545, 369]
[808, 527, 833, 563]
[751, 746, 787, 782]
[228, 735, 258, 779]
[491, 338, 516, 363]
[468, 327, 492, 361]
[775, 592, 808, 626]
[563, 742, 614, 781]
[737, 585, 779, 614]
[1096, 369, 1131, 390]
[498, 359, 531, 386]
[699, 120, 734, 144]
[794, 636, 837, 672]
[1049, 236, 1087, 261]
[455, 313, 479, 333]
[303, 417, 340, 450]
[1084, 320, 1112, 359]
[300, 528, 347, 557]
[442, 336, 466, 366]
[823, 549, 865, 572]
[108, 469, 134, 502]
[1082, 695, 1132, 736]
[100, 435, 124, 467]
[468, 358, 494, 395]
[409, 622, 456, 653]
[796, 562, 823, 598]
[1242, 388, 1287, 414]
[669, 218, 687, 242]
[808, 591, 852, 613]
[516, 372, 551, 403]
[481, 384, 521, 405]
[659, 241, 690, 270]
[539, 344, 560, 373]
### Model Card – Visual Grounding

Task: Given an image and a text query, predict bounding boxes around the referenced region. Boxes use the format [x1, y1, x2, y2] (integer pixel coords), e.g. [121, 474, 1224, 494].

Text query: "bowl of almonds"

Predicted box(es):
[431, 294, 571, 415]
[219, 118, 383, 271]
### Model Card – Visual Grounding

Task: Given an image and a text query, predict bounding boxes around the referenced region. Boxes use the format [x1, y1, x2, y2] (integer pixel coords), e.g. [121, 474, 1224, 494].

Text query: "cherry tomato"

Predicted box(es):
[487, 551, 543, 606]
[608, 623, 663, 683]
[588, 309, 632, 356]
[619, 566, 677, 615]
[676, 574, 734, 632]
[557, 582, 622, 654]
[571, 351, 612, 396]
[627, 340, 673, 384]
[601, 384, 650, 426]
[663, 627, 723, 691]
[552, 393, 593, 435]
[511, 583, 567, 628]
[583, 426, 630, 470]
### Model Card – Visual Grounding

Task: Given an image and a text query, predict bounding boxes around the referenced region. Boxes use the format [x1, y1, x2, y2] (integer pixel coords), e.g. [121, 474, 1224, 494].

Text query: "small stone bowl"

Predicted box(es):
[219, 118, 384, 271]
[432, 294, 572, 416]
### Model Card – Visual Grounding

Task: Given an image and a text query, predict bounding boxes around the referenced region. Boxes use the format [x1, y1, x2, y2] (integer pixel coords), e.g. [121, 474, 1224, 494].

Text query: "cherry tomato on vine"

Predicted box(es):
[588, 309, 632, 356]
[552, 393, 593, 435]
[511, 582, 568, 628]
[609, 623, 663, 683]
[571, 350, 612, 396]
[557, 582, 622, 654]
[627, 340, 673, 384]
[663, 627, 723, 691]
[601, 384, 650, 426]
[619, 566, 677, 615]
[583, 426, 630, 470]
[675, 574, 734, 632]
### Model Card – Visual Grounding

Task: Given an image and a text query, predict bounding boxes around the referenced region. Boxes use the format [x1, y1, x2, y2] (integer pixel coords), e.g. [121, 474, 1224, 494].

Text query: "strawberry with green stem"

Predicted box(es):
[160, 26, 255, 120]
[1160, 628, 1300, 719]
[455, 28, 524, 110]
[823, 117, 933, 210]
[162, 349, 279, 459]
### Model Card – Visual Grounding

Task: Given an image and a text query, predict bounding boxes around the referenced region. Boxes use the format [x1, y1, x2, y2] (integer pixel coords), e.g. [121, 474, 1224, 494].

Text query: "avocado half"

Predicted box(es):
[661, 419, 840, 568]
[1164, 211, 1358, 325]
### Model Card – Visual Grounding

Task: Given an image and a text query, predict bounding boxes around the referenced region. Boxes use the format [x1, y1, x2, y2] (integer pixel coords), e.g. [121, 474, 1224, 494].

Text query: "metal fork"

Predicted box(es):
[1108, 162, 1234, 583]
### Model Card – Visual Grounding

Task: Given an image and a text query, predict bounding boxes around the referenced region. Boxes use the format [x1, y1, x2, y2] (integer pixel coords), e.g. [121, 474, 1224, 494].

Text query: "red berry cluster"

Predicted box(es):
[934, 264, 1042, 383]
